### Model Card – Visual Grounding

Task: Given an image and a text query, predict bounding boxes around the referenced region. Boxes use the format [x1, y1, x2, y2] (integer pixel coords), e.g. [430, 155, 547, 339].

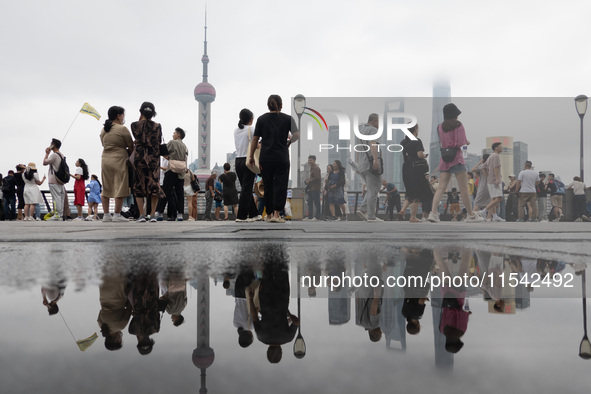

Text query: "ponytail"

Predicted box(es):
[104, 106, 125, 132]
[267, 95, 282, 112]
[238, 108, 253, 129]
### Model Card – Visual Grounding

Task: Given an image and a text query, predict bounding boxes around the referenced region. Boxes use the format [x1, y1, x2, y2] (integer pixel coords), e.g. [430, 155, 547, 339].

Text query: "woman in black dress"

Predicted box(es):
[400, 124, 433, 222]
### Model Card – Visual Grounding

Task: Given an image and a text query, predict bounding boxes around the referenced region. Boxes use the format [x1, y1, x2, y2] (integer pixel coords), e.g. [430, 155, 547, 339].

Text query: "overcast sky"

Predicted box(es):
[1, 0, 590, 181]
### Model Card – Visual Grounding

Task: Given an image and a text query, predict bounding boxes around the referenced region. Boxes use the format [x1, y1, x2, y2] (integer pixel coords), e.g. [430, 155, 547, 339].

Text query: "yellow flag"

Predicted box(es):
[80, 103, 101, 120]
[76, 332, 98, 351]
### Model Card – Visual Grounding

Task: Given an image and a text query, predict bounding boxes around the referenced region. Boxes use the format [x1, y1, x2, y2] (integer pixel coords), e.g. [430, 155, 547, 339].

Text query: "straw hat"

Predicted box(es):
[28, 162, 37, 170]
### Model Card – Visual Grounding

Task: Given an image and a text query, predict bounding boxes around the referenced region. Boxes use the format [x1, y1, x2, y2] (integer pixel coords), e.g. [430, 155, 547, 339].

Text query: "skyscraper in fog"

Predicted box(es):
[513, 141, 528, 173]
[194, 17, 216, 169]
[383, 100, 405, 189]
[429, 82, 452, 175]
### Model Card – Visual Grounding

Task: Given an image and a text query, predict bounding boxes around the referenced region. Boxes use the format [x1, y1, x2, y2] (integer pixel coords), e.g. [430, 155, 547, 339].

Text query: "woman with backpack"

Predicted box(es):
[23, 163, 46, 221]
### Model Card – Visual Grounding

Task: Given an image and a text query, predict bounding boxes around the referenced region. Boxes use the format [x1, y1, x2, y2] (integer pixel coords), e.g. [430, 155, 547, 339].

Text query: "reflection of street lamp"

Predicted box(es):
[575, 95, 588, 182]
[294, 94, 306, 187]
[580, 270, 591, 360]
[293, 263, 306, 359]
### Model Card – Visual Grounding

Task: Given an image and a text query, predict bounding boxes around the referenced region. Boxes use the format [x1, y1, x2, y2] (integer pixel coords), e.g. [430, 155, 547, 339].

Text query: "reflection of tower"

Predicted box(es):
[194, 13, 216, 170]
[431, 287, 453, 369]
[192, 274, 214, 394]
[429, 82, 452, 175]
[380, 261, 406, 351]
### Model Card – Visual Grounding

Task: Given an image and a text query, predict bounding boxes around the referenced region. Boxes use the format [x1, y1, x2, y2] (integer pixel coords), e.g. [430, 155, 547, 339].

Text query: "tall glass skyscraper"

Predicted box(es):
[513, 141, 528, 173]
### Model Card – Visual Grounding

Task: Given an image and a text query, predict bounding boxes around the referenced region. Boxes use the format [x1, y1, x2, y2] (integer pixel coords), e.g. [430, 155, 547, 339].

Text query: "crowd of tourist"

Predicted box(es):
[0, 99, 588, 223]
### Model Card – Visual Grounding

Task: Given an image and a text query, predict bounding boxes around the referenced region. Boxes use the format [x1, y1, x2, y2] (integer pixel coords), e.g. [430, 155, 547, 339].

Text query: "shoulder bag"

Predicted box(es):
[246, 126, 261, 174]
[437, 125, 459, 163]
[366, 151, 383, 176]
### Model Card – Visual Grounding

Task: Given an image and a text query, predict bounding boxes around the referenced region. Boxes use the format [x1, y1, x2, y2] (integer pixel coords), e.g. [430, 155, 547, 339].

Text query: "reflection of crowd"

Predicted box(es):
[37, 245, 584, 364]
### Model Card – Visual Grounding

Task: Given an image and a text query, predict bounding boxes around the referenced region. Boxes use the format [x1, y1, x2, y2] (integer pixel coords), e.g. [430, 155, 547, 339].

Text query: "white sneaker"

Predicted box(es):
[102, 213, 113, 222]
[235, 218, 249, 222]
[466, 213, 485, 223]
[427, 212, 440, 223]
[477, 210, 487, 218]
[357, 211, 368, 221]
[112, 215, 128, 222]
[492, 214, 506, 222]
[74, 216, 84, 221]
[367, 217, 384, 222]
[48, 215, 61, 221]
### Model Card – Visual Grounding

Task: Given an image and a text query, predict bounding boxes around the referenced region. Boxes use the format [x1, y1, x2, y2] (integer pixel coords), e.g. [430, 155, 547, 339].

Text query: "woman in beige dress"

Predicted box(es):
[100, 106, 134, 222]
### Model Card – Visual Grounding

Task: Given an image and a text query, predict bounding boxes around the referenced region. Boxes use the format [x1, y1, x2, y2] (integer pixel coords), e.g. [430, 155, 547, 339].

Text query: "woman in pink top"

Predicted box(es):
[428, 103, 484, 223]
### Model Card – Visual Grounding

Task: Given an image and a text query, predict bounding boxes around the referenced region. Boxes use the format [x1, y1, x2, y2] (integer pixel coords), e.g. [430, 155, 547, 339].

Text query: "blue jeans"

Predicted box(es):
[3, 195, 16, 220]
[307, 190, 321, 219]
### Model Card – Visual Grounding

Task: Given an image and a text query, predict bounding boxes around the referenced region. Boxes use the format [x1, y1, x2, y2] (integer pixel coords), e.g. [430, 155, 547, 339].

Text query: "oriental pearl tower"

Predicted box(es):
[194, 14, 216, 170]
[192, 271, 214, 393]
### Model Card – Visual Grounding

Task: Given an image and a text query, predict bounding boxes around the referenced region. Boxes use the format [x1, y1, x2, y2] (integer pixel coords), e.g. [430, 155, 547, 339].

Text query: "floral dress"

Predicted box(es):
[131, 120, 165, 198]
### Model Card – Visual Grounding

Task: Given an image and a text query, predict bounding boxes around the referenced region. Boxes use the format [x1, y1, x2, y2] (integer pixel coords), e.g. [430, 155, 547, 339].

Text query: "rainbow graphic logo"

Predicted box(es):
[303, 107, 329, 131]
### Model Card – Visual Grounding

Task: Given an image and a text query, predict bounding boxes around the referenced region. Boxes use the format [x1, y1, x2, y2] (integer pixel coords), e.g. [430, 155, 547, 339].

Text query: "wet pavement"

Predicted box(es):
[1, 221, 590, 393]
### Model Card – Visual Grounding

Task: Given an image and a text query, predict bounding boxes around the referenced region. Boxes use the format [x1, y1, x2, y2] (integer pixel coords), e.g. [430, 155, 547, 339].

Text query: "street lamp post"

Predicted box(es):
[575, 95, 588, 182]
[294, 94, 306, 187]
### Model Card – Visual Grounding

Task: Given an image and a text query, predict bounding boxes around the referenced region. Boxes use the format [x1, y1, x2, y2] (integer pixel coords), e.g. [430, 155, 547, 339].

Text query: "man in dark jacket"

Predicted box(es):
[2, 170, 16, 220]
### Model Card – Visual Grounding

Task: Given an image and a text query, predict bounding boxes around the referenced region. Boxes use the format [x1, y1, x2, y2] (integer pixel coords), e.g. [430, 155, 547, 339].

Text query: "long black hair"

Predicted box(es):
[77, 159, 89, 180]
[238, 108, 253, 129]
[91, 174, 102, 191]
[333, 160, 346, 186]
[104, 106, 125, 132]
[24, 168, 37, 181]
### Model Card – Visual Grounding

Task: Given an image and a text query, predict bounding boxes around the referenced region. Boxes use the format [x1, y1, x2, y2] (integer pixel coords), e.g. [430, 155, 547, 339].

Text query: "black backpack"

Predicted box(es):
[54, 153, 70, 184]
[1, 176, 15, 194]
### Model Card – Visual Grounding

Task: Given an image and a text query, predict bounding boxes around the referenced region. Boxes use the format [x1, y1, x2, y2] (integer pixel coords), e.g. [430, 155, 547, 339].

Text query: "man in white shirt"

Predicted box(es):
[42, 138, 66, 221]
[516, 161, 539, 222]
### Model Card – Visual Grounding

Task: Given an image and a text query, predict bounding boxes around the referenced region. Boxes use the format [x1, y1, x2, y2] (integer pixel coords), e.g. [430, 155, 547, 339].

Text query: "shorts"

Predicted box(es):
[487, 183, 503, 198]
[215, 199, 223, 209]
[551, 195, 563, 208]
[440, 163, 466, 174]
[450, 203, 461, 214]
